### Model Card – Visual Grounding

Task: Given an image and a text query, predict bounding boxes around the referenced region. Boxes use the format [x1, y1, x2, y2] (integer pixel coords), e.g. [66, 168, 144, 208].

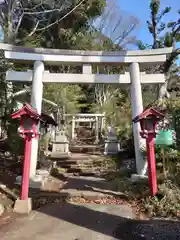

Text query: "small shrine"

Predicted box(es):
[64, 113, 105, 143]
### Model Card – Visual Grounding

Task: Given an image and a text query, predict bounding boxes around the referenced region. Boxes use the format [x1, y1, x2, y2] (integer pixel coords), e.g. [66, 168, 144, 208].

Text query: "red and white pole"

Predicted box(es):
[146, 133, 158, 196]
[20, 134, 32, 200]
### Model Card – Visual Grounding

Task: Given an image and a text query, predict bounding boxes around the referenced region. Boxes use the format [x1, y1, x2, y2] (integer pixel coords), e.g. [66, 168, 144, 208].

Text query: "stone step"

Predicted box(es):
[59, 189, 108, 199]
[56, 161, 106, 175]
[67, 168, 81, 173]
[70, 153, 103, 159]
[57, 164, 93, 169]
[49, 152, 104, 159]
[70, 144, 101, 148]
[50, 153, 105, 163]
[56, 167, 104, 176]
[57, 164, 103, 170]
[50, 152, 71, 159]
[56, 158, 104, 164]
[56, 160, 94, 165]
[31, 189, 121, 200]
[70, 145, 102, 153]
[69, 166, 102, 171]
[70, 147, 102, 152]
[78, 170, 106, 176]
[56, 160, 84, 165]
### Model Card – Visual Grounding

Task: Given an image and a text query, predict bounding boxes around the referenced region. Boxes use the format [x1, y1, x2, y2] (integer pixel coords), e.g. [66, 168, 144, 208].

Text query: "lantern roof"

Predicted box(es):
[11, 103, 40, 119]
[133, 106, 165, 123]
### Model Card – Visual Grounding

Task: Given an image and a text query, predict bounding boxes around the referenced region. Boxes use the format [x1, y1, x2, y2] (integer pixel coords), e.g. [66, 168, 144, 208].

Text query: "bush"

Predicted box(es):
[7, 120, 24, 156]
[143, 180, 180, 218]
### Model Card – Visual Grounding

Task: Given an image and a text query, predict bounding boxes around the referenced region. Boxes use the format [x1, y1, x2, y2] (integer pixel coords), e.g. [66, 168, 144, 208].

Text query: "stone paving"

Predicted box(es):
[0, 203, 135, 240]
[58, 176, 126, 199]
[1, 202, 180, 240]
[1, 176, 180, 239]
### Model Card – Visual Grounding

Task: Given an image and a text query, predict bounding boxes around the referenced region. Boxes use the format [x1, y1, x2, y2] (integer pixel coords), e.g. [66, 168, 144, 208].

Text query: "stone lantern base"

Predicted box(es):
[104, 139, 121, 155]
[50, 130, 71, 158]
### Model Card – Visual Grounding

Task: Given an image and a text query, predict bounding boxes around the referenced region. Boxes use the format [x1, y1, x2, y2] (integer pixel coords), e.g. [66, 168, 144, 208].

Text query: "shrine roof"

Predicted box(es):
[41, 113, 57, 126]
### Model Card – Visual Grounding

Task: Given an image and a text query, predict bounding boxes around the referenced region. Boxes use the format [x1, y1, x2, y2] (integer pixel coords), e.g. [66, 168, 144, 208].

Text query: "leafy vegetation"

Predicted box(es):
[137, 1, 180, 104]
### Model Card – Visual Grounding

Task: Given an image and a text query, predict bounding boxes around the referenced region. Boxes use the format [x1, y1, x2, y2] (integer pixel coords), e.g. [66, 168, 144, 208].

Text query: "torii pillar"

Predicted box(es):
[30, 61, 44, 177]
[130, 63, 146, 176]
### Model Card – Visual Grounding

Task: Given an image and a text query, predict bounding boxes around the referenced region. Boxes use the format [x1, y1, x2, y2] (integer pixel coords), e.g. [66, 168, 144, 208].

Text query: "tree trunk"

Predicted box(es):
[158, 79, 170, 103]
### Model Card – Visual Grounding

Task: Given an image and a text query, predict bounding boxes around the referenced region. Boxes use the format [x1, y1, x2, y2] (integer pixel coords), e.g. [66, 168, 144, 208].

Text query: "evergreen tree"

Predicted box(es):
[137, 0, 180, 103]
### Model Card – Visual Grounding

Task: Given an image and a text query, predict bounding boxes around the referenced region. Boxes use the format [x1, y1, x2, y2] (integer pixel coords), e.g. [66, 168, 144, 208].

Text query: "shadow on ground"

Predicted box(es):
[36, 202, 180, 240]
[62, 175, 114, 191]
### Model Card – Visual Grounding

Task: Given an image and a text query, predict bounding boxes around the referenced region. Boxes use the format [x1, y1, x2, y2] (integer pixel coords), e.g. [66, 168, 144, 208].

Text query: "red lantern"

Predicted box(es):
[12, 103, 40, 138]
[133, 107, 164, 138]
[133, 107, 165, 196]
[11, 103, 41, 200]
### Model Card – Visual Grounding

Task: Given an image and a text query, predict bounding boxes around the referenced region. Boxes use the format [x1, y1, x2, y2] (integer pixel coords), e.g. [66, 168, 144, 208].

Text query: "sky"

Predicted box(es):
[116, 0, 179, 65]
[117, 0, 179, 48]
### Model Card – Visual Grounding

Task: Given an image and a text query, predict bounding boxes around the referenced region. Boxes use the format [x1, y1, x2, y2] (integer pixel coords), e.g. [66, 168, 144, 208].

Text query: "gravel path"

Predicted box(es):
[114, 218, 180, 239]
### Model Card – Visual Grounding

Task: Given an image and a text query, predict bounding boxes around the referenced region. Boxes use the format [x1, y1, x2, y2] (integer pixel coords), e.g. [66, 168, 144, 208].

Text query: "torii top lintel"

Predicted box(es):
[0, 43, 173, 65]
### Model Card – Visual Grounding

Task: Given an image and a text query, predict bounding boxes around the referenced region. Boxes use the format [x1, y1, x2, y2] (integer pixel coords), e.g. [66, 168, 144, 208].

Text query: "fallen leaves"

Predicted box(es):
[68, 196, 147, 220]
[69, 196, 128, 205]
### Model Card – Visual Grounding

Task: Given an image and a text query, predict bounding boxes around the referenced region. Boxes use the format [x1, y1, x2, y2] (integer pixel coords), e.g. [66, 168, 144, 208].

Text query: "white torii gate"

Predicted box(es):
[0, 43, 172, 178]
[64, 113, 105, 142]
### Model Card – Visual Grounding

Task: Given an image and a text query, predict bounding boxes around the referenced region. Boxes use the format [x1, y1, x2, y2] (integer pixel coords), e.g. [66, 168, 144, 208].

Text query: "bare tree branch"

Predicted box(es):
[14, 13, 24, 37]
[23, 8, 65, 15]
[27, 20, 40, 36]
[93, 0, 139, 46]
[1, 0, 85, 43]
[35, 0, 85, 32]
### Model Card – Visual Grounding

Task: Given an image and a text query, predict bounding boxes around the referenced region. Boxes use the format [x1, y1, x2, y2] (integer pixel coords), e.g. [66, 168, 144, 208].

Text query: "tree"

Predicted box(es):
[78, 0, 139, 121]
[0, 0, 107, 140]
[0, 0, 106, 44]
[43, 84, 85, 114]
[137, 0, 180, 104]
[93, 0, 139, 48]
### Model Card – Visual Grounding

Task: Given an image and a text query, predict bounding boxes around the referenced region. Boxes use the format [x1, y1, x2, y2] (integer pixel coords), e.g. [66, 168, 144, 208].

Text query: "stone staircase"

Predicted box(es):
[51, 152, 110, 176]
[48, 130, 113, 176]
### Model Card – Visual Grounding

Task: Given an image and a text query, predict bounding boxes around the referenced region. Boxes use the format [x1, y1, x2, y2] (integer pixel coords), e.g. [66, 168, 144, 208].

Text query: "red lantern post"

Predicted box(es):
[133, 107, 165, 196]
[146, 132, 157, 196]
[11, 103, 40, 200]
[20, 133, 32, 200]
